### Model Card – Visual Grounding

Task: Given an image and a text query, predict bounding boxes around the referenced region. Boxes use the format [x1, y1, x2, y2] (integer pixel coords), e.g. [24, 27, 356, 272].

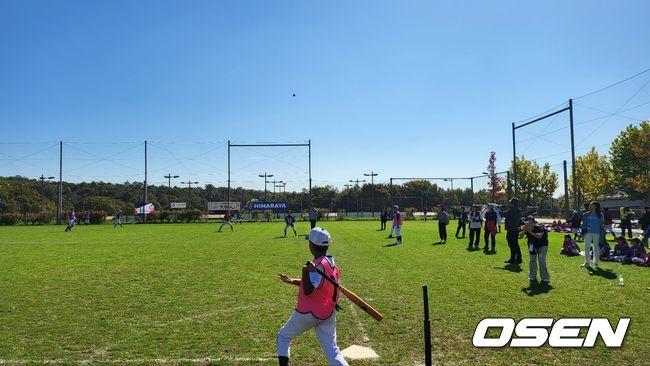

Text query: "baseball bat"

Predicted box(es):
[310, 263, 383, 321]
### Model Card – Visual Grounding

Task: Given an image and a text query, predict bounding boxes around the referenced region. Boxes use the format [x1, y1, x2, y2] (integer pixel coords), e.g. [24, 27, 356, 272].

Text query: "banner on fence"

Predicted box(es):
[134, 203, 156, 215]
[208, 202, 241, 211]
[250, 201, 289, 212]
[171, 202, 187, 209]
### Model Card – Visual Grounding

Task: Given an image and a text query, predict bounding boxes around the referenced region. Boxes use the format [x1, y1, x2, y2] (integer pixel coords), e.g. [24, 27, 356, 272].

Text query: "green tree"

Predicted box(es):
[569, 147, 614, 202]
[508, 156, 558, 205]
[609, 121, 650, 201]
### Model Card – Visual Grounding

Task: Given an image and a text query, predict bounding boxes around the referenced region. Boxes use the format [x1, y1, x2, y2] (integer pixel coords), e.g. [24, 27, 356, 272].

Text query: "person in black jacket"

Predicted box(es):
[379, 207, 388, 230]
[503, 198, 523, 264]
[569, 210, 582, 241]
[455, 206, 468, 238]
[520, 216, 550, 285]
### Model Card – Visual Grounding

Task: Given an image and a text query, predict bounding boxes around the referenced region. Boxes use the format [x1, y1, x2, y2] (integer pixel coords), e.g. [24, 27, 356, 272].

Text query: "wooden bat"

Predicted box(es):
[310, 263, 383, 321]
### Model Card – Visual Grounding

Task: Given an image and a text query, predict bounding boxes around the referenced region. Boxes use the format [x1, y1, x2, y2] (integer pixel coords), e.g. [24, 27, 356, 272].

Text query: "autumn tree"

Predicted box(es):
[486, 151, 505, 202]
[609, 121, 650, 201]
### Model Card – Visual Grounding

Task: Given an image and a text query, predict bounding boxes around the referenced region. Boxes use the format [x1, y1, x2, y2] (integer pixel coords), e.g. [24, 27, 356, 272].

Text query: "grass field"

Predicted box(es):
[1, 220, 649, 365]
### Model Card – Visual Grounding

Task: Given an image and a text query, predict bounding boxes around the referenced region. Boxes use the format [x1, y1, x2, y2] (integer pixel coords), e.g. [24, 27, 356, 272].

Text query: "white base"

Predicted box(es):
[340, 345, 379, 360]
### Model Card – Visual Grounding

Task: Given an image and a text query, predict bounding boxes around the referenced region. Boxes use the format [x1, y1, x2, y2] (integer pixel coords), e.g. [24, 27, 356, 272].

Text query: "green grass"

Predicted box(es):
[0, 221, 648, 365]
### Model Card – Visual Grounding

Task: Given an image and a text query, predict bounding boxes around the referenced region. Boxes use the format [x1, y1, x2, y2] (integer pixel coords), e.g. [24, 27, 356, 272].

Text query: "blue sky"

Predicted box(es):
[1, 0, 649, 192]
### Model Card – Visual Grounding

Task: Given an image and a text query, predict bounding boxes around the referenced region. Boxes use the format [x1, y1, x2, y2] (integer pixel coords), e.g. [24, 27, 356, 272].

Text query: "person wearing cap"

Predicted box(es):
[619, 206, 634, 238]
[276, 227, 348, 366]
[581, 201, 604, 269]
[388, 205, 403, 244]
[308, 206, 318, 229]
[569, 210, 582, 242]
[519, 216, 550, 285]
[64, 209, 76, 232]
[284, 211, 297, 237]
[217, 211, 234, 232]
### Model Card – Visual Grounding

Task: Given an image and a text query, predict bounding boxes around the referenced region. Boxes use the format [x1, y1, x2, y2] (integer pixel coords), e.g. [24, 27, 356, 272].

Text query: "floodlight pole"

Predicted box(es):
[562, 160, 569, 220]
[164, 174, 180, 208]
[512, 122, 517, 196]
[569, 99, 577, 210]
[350, 179, 366, 217]
[144, 140, 148, 223]
[57, 141, 62, 225]
[39, 175, 55, 215]
[308, 140, 312, 206]
[259, 173, 274, 200]
[364, 171, 378, 217]
[227, 140, 231, 202]
[344, 184, 353, 216]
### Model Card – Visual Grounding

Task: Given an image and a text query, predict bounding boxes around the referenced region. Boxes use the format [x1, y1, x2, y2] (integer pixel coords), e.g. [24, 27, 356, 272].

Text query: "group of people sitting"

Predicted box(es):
[561, 234, 648, 266]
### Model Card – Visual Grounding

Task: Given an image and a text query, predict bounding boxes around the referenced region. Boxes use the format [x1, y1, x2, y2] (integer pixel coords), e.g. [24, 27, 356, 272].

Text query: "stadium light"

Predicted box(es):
[164, 174, 180, 209]
[39, 175, 55, 215]
[344, 183, 353, 215]
[364, 171, 379, 217]
[259, 173, 274, 200]
[180, 181, 199, 189]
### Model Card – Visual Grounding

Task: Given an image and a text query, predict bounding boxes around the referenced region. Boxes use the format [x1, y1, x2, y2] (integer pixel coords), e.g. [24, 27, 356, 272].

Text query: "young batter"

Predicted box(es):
[276, 227, 348, 366]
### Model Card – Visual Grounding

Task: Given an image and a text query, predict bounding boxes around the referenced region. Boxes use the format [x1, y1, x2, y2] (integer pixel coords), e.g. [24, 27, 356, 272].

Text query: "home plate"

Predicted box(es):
[341, 345, 379, 359]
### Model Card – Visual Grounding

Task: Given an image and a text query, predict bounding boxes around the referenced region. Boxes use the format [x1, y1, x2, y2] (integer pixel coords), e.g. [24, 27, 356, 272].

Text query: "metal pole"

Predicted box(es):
[569, 99, 577, 211]
[470, 177, 474, 204]
[144, 140, 147, 223]
[506, 171, 511, 200]
[512, 123, 517, 196]
[57, 141, 62, 225]
[227, 140, 231, 203]
[562, 160, 569, 220]
[308, 140, 312, 205]
[423, 285, 432, 366]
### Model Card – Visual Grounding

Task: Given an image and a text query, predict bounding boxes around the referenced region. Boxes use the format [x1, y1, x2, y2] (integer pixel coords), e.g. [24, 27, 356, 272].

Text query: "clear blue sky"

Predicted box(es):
[1, 0, 649, 192]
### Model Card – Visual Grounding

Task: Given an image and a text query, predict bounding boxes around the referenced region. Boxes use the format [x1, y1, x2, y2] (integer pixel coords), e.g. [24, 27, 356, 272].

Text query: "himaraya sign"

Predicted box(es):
[250, 201, 289, 212]
[208, 202, 241, 211]
[171, 202, 186, 209]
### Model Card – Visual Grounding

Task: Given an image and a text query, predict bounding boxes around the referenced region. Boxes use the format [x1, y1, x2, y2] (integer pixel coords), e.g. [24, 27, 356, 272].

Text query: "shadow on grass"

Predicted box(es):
[586, 267, 618, 280]
[465, 246, 481, 252]
[493, 264, 523, 273]
[383, 242, 400, 247]
[521, 281, 553, 296]
[483, 250, 497, 255]
[432, 241, 446, 246]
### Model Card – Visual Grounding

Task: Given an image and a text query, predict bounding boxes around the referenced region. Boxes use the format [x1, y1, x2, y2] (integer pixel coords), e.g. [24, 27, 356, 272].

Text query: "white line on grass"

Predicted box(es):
[345, 298, 371, 343]
[0, 356, 276, 365]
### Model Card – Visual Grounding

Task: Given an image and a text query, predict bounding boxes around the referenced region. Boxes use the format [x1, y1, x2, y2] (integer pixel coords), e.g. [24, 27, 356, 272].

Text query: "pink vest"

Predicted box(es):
[296, 256, 340, 320]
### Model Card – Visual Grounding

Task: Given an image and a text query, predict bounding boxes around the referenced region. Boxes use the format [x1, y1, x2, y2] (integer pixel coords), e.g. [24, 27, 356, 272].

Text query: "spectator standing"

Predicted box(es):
[520, 216, 550, 285]
[483, 205, 497, 252]
[619, 206, 634, 238]
[602, 208, 616, 241]
[581, 201, 604, 269]
[379, 207, 388, 230]
[456, 206, 467, 238]
[503, 198, 523, 264]
[468, 205, 482, 250]
[309, 206, 318, 229]
[638, 206, 650, 247]
[437, 205, 449, 243]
